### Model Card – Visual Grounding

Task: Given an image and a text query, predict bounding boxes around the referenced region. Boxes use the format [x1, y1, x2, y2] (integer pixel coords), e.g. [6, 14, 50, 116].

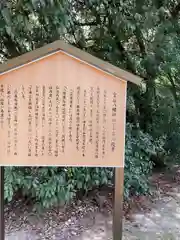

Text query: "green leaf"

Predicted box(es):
[1, 8, 11, 25]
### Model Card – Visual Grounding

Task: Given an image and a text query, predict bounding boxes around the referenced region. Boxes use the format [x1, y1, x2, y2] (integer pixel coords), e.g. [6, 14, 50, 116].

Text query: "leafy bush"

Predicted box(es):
[4, 124, 155, 208]
[124, 123, 154, 198]
[4, 166, 113, 208]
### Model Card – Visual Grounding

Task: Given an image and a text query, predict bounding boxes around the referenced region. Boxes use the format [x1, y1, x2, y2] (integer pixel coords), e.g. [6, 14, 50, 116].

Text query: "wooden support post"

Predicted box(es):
[113, 167, 124, 240]
[0, 167, 4, 240]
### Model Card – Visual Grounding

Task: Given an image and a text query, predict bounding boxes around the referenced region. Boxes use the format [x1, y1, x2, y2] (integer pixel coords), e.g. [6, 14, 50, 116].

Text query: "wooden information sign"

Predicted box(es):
[0, 41, 141, 240]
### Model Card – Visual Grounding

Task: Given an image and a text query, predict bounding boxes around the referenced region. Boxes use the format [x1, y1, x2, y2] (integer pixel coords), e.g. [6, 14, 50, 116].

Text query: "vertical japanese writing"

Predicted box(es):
[41, 86, 45, 156]
[48, 86, 53, 156]
[68, 89, 73, 142]
[0, 80, 122, 163]
[42, 86, 46, 127]
[82, 89, 87, 157]
[7, 85, 11, 155]
[0, 85, 4, 129]
[76, 86, 80, 151]
[28, 85, 33, 157]
[111, 92, 117, 152]
[102, 90, 107, 158]
[21, 85, 25, 99]
[88, 87, 93, 144]
[13, 89, 18, 156]
[34, 86, 39, 157]
[61, 86, 67, 153]
[95, 87, 100, 159]
[55, 86, 60, 157]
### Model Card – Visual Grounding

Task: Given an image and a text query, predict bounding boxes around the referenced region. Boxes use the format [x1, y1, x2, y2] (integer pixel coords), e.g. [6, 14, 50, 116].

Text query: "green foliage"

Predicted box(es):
[124, 123, 154, 198]
[4, 166, 113, 208]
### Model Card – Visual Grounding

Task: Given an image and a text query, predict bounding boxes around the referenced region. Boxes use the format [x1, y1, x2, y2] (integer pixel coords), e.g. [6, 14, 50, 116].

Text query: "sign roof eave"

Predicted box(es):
[0, 40, 141, 85]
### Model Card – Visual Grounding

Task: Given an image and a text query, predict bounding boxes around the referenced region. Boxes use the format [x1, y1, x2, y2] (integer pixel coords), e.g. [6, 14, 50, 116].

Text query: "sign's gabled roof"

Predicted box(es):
[0, 40, 141, 85]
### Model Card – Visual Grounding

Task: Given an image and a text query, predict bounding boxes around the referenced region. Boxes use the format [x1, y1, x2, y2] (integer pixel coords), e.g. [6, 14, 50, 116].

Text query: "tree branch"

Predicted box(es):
[167, 72, 178, 102]
[74, 21, 97, 26]
[171, 3, 180, 18]
[135, 26, 146, 56]
[3, 34, 21, 58]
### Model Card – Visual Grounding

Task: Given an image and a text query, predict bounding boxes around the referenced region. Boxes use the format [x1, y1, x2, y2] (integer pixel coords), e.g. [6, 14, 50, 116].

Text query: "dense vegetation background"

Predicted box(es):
[1, 0, 180, 208]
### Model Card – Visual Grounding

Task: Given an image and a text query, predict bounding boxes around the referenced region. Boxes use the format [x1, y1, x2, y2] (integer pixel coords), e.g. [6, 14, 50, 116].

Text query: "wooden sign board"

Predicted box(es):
[0, 41, 141, 167]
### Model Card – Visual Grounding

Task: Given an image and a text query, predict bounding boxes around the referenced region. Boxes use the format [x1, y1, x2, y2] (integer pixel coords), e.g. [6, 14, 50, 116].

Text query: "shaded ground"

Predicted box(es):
[5, 166, 180, 240]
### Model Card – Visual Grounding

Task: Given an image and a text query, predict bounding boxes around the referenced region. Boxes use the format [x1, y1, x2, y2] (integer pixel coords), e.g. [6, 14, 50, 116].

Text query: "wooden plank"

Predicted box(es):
[0, 40, 141, 85]
[0, 167, 4, 240]
[0, 52, 127, 167]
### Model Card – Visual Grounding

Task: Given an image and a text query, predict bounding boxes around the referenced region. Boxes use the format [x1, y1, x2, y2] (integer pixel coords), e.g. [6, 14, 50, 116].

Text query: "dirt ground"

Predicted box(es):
[5, 166, 180, 240]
